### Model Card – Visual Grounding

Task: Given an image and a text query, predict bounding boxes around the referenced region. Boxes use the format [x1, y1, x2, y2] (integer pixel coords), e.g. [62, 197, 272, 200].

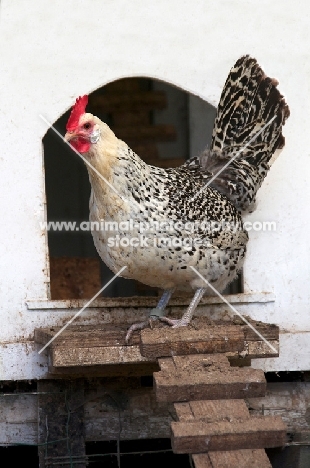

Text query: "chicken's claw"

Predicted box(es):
[159, 317, 189, 328]
[125, 318, 155, 343]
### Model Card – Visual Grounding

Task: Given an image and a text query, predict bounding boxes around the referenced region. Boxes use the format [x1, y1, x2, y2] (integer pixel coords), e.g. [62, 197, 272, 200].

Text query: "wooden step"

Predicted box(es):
[172, 399, 286, 454]
[171, 416, 286, 453]
[140, 317, 279, 360]
[192, 450, 272, 468]
[154, 354, 266, 402]
[140, 325, 244, 359]
[35, 325, 145, 367]
[174, 399, 250, 422]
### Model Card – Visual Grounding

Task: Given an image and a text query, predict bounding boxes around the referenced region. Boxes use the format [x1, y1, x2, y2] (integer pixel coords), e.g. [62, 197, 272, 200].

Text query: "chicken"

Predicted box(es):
[64, 55, 289, 342]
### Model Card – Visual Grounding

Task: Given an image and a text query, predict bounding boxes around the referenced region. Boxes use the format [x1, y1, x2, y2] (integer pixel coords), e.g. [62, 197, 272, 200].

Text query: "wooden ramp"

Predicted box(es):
[153, 354, 286, 467]
[35, 317, 285, 467]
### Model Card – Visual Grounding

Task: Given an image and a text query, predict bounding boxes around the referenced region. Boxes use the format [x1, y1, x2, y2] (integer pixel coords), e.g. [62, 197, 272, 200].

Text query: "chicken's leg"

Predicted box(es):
[125, 288, 175, 343]
[160, 287, 206, 328]
[149, 288, 175, 317]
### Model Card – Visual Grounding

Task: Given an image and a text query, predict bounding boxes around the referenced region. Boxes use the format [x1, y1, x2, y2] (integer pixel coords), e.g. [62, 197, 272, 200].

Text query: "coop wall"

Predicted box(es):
[0, 0, 309, 381]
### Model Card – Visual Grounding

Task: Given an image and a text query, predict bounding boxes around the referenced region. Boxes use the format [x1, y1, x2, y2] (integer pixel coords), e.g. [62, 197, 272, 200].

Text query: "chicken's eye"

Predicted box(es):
[83, 122, 91, 130]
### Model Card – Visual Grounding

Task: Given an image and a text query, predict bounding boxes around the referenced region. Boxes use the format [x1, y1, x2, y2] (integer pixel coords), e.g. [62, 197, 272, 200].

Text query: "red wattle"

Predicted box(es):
[70, 138, 91, 154]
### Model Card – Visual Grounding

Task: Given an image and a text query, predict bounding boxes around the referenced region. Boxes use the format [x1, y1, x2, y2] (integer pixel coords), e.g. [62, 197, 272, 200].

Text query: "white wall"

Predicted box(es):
[0, 0, 309, 379]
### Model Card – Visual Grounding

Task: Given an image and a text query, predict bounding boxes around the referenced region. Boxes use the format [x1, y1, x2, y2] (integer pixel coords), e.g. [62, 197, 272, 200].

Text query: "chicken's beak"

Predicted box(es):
[64, 131, 75, 143]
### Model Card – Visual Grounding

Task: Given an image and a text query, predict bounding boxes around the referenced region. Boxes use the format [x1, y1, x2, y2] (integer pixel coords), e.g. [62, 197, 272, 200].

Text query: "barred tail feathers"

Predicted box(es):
[202, 55, 290, 211]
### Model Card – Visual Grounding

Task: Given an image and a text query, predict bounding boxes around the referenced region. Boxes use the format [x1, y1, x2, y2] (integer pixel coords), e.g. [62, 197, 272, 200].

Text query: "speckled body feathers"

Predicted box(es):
[86, 56, 289, 293]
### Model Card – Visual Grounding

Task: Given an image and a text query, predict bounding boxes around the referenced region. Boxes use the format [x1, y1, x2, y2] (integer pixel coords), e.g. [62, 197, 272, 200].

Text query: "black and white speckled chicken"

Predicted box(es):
[64, 56, 290, 342]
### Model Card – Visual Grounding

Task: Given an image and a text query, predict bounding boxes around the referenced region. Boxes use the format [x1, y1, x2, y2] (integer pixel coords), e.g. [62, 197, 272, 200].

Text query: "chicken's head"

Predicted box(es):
[65, 95, 100, 153]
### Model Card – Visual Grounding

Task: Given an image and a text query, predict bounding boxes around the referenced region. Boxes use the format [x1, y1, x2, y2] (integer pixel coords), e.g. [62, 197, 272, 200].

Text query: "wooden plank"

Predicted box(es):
[247, 382, 310, 434]
[155, 370, 266, 402]
[84, 387, 172, 441]
[90, 91, 167, 112]
[175, 399, 250, 423]
[171, 354, 231, 370]
[189, 399, 250, 421]
[247, 340, 279, 358]
[85, 413, 171, 442]
[38, 323, 243, 351]
[52, 344, 149, 367]
[228, 316, 279, 341]
[114, 124, 176, 142]
[154, 354, 266, 402]
[35, 333, 277, 360]
[228, 356, 252, 367]
[225, 340, 279, 360]
[171, 416, 287, 453]
[0, 386, 173, 445]
[178, 318, 280, 358]
[34, 316, 279, 371]
[176, 401, 272, 467]
[192, 450, 272, 468]
[2, 383, 304, 447]
[35, 325, 140, 348]
[48, 362, 159, 378]
[157, 357, 177, 373]
[0, 388, 171, 446]
[140, 325, 244, 359]
[173, 402, 195, 422]
[38, 380, 86, 468]
[241, 322, 279, 341]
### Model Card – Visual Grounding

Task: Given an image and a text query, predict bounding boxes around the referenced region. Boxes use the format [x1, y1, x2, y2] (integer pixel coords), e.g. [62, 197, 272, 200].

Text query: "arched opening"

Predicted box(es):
[43, 77, 241, 300]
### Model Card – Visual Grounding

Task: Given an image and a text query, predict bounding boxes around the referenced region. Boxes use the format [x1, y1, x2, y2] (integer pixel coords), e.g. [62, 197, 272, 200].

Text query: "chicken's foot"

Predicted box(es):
[160, 287, 206, 328]
[125, 288, 175, 343]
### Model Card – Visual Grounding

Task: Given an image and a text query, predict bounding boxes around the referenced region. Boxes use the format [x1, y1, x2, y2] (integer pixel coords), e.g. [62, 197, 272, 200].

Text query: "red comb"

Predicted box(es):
[66, 95, 88, 131]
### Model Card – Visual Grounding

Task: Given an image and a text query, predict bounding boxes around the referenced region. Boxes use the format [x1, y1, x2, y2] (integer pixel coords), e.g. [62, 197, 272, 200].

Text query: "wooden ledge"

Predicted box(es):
[34, 317, 279, 371]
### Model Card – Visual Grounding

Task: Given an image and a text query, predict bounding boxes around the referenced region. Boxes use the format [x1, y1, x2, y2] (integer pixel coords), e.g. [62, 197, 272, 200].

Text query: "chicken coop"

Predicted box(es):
[0, 1, 310, 467]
